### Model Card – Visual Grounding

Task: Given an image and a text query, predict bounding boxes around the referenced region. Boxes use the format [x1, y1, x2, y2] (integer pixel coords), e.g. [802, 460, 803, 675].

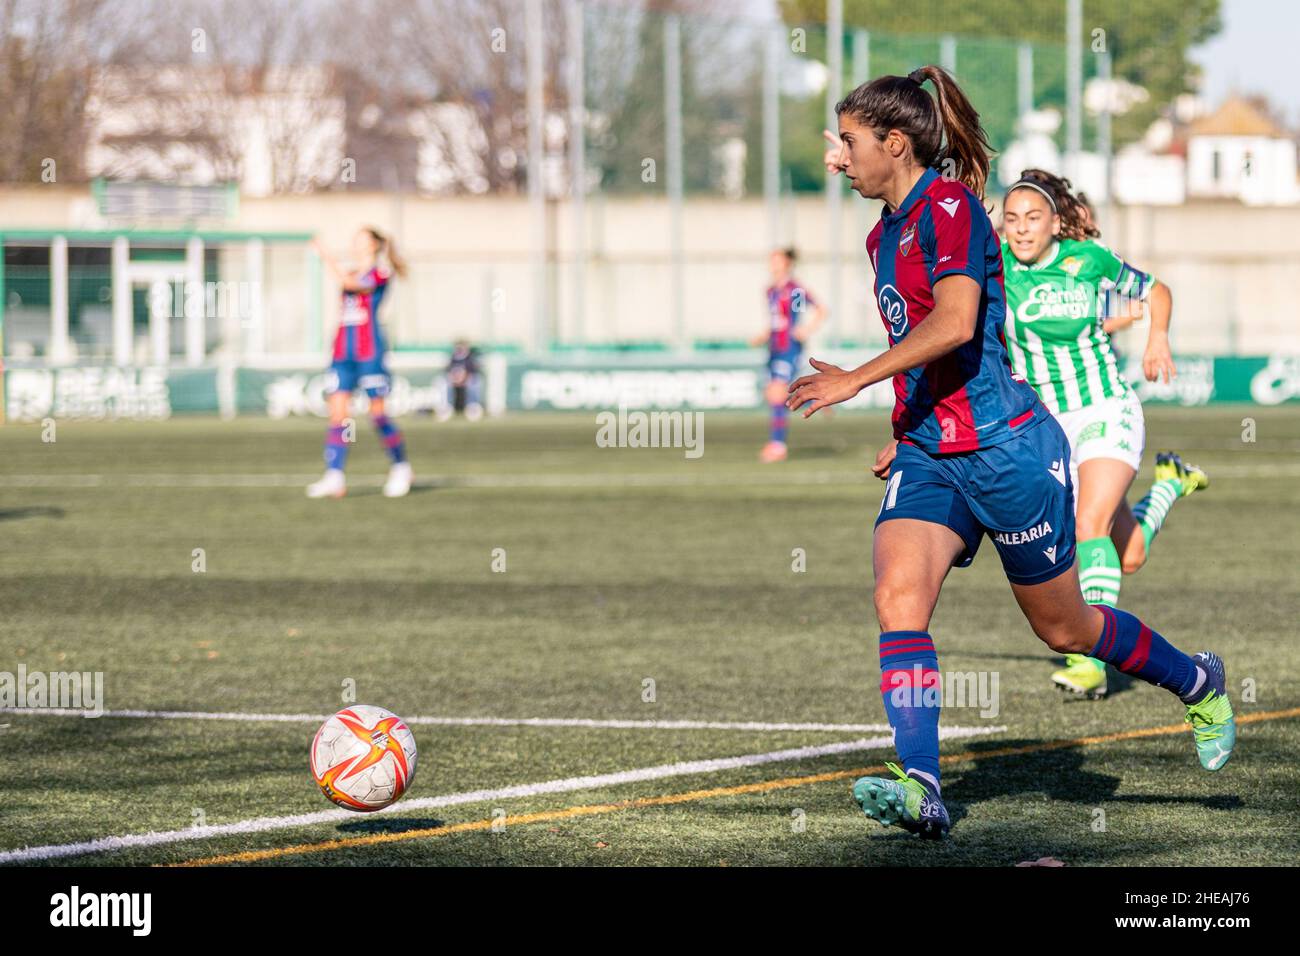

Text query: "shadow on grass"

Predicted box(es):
[336, 816, 446, 835]
[949, 736, 1244, 814]
[0, 506, 65, 522]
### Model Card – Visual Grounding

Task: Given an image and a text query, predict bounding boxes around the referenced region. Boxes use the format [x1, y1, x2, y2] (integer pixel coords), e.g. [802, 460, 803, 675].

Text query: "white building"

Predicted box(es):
[1185, 96, 1299, 206]
[85, 67, 347, 198]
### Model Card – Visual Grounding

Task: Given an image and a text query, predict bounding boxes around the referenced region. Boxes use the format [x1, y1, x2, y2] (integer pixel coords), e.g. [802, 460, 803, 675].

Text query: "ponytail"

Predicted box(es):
[364, 226, 409, 279]
[836, 64, 992, 198]
[385, 237, 408, 278]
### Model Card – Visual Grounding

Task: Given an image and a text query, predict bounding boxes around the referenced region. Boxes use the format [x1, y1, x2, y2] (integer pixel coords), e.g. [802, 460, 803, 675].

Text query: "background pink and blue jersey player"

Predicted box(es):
[305, 227, 413, 499]
[330, 265, 392, 397]
[752, 247, 825, 463]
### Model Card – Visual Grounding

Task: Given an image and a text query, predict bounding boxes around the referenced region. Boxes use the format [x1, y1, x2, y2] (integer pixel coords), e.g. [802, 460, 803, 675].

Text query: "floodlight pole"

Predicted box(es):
[1066, 0, 1082, 169]
[826, 0, 843, 347]
[763, 23, 780, 248]
[526, 0, 547, 352]
[1098, 49, 1113, 210]
[1017, 43, 1034, 120]
[567, 0, 586, 346]
[664, 13, 685, 352]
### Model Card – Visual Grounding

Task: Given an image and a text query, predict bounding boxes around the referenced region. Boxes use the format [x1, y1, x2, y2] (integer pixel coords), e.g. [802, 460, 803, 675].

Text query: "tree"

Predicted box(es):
[781, 0, 1223, 149]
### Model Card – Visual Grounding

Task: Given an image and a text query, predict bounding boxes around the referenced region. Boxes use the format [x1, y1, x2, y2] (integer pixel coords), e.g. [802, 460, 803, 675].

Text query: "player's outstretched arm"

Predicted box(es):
[311, 237, 369, 293]
[1141, 281, 1175, 383]
[786, 275, 980, 417]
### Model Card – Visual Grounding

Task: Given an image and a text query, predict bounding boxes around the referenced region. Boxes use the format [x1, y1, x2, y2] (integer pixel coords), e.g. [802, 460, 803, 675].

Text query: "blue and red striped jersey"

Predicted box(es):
[331, 267, 390, 362]
[867, 168, 1040, 453]
[766, 279, 814, 356]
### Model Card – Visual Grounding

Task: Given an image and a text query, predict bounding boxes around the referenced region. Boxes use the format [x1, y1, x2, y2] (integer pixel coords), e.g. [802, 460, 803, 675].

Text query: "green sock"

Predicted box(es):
[1078, 536, 1122, 608]
[1132, 478, 1183, 551]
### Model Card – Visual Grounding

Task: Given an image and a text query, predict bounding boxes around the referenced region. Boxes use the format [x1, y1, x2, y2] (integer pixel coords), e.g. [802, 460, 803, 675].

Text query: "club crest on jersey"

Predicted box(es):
[900, 223, 917, 256]
[878, 283, 909, 338]
[1062, 256, 1083, 277]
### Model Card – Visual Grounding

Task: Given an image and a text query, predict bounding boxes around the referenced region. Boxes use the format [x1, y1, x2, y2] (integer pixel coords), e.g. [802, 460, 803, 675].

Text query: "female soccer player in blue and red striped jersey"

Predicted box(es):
[751, 247, 826, 462]
[306, 227, 412, 499]
[787, 66, 1235, 838]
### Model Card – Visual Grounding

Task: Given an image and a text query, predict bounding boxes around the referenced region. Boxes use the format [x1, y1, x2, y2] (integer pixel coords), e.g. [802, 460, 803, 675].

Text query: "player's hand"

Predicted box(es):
[822, 129, 845, 174]
[786, 358, 859, 418]
[1143, 335, 1176, 383]
[872, 439, 898, 480]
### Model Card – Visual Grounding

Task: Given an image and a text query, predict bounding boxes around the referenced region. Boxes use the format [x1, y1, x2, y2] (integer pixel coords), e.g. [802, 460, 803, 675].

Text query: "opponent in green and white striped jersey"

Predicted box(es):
[1000, 237, 1154, 414]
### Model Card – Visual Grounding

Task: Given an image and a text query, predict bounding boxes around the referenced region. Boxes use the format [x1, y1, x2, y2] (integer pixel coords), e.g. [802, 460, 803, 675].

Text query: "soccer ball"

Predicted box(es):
[310, 705, 418, 812]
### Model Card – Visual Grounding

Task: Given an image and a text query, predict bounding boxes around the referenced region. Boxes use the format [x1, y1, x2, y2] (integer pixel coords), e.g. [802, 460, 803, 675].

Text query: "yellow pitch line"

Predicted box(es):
[169, 706, 1300, 867]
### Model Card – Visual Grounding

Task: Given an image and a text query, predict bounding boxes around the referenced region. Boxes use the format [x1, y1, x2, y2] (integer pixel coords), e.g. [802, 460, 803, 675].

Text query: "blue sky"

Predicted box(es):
[1190, 0, 1300, 124]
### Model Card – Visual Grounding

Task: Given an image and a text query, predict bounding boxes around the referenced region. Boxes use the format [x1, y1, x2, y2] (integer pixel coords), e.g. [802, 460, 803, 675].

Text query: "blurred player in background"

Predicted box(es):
[306, 227, 413, 499]
[439, 339, 484, 422]
[1001, 170, 1208, 699]
[794, 66, 1234, 839]
[751, 247, 826, 462]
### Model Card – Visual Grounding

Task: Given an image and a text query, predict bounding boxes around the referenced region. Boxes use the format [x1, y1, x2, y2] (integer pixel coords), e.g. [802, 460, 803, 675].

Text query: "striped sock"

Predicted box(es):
[324, 425, 349, 471]
[878, 631, 941, 791]
[771, 404, 788, 444]
[371, 415, 407, 464]
[1090, 606, 1201, 702]
[1078, 536, 1122, 607]
[1132, 478, 1182, 551]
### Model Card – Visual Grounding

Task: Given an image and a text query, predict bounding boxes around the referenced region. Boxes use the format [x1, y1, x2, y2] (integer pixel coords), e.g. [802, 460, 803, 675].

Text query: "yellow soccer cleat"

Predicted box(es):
[1154, 451, 1209, 498]
[1051, 653, 1108, 699]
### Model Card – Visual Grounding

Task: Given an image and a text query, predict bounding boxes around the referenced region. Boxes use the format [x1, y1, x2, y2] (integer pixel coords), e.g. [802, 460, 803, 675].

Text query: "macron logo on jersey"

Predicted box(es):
[1049, 459, 1067, 486]
[937, 197, 961, 218]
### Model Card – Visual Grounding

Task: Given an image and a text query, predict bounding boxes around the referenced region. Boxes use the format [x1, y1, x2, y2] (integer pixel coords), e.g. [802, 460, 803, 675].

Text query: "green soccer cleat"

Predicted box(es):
[852, 762, 949, 839]
[1154, 451, 1209, 498]
[1051, 653, 1108, 699]
[1186, 651, 1235, 771]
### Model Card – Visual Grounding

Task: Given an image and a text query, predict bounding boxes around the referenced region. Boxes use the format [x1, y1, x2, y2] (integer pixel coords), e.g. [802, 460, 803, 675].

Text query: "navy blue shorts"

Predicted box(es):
[767, 352, 802, 384]
[875, 413, 1076, 585]
[328, 359, 390, 398]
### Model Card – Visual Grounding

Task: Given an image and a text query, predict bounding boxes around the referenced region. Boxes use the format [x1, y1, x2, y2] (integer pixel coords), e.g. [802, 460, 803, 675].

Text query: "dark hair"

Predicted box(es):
[1007, 169, 1099, 241]
[835, 64, 992, 198]
[364, 226, 408, 278]
[777, 246, 797, 263]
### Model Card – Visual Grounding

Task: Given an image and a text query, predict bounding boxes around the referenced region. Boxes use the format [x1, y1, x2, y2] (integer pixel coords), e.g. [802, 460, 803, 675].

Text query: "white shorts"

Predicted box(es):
[1051, 390, 1145, 492]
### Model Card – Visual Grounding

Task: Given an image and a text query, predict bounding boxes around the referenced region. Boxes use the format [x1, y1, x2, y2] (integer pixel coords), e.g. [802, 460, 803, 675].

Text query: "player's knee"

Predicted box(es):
[873, 577, 933, 631]
[1036, 624, 1093, 654]
[1075, 510, 1111, 541]
[1121, 546, 1147, 575]
[1027, 606, 1095, 654]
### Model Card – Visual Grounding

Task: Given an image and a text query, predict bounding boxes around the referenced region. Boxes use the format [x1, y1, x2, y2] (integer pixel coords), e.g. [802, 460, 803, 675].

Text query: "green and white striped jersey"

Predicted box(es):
[1000, 238, 1155, 414]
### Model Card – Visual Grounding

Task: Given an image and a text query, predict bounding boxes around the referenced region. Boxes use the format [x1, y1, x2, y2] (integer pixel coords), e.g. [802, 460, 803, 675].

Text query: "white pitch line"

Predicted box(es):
[0, 471, 852, 489]
[2, 461, 1299, 490]
[3, 707, 894, 734]
[0, 724, 1003, 865]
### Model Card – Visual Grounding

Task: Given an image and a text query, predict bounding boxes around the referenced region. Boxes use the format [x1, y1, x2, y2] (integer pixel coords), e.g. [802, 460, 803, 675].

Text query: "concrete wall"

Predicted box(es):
[3, 186, 1297, 358]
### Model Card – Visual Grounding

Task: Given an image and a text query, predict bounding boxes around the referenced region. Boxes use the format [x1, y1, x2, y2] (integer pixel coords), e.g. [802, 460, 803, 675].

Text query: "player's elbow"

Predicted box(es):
[946, 315, 977, 348]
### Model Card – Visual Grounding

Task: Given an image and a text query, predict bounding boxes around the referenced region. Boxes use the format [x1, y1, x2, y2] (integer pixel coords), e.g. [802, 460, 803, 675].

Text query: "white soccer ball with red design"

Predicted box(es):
[310, 705, 418, 811]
